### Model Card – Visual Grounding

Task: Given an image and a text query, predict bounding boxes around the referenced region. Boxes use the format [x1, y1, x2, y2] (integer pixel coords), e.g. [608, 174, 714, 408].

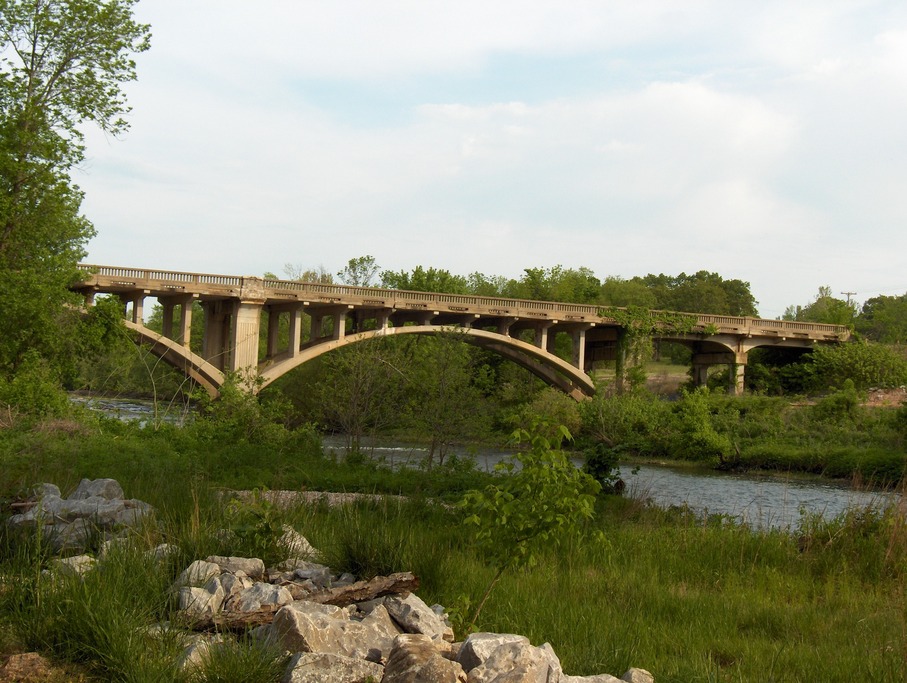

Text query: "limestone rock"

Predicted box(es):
[281, 652, 384, 683]
[464, 640, 555, 683]
[280, 525, 320, 560]
[383, 633, 467, 683]
[621, 669, 654, 683]
[563, 675, 622, 683]
[179, 576, 225, 620]
[457, 633, 531, 673]
[175, 635, 224, 672]
[69, 477, 124, 500]
[293, 561, 332, 589]
[206, 555, 265, 580]
[271, 602, 401, 663]
[386, 592, 455, 642]
[231, 582, 293, 612]
[52, 554, 96, 576]
[174, 560, 221, 589]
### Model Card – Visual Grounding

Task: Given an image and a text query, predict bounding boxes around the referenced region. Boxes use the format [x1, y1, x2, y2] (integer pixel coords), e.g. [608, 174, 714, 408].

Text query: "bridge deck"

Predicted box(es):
[74, 264, 850, 342]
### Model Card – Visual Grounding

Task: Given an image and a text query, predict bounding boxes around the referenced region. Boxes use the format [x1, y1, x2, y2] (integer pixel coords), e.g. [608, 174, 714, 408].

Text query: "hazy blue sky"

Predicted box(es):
[79, 0, 907, 318]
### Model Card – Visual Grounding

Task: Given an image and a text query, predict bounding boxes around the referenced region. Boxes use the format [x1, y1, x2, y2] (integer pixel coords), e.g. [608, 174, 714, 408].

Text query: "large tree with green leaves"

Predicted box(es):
[0, 0, 150, 374]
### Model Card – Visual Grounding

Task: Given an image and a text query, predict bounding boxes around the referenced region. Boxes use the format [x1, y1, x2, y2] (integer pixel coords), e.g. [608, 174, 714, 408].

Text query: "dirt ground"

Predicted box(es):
[0, 652, 89, 683]
[864, 386, 907, 407]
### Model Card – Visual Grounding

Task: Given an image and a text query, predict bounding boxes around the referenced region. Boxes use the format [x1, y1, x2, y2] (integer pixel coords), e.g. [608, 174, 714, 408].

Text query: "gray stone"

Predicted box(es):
[336, 572, 357, 586]
[33, 483, 61, 499]
[386, 592, 455, 642]
[68, 478, 124, 500]
[175, 635, 224, 672]
[621, 669, 654, 683]
[271, 602, 401, 663]
[383, 633, 467, 683]
[293, 561, 332, 588]
[149, 543, 179, 562]
[47, 519, 95, 552]
[280, 525, 320, 560]
[174, 560, 221, 589]
[221, 571, 255, 609]
[52, 554, 96, 576]
[178, 576, 225, 620]
[232, 582, 293, 612]
[563, 676, 622, 683]
[465, 639, 551, 683]
[206, 555, 265, 580]
[281, 652, 384, 683]
[457, 633, 531, 673]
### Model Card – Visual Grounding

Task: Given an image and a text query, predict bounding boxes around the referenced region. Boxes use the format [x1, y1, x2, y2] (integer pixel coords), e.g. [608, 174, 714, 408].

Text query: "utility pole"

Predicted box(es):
[841, 291, 857, 305]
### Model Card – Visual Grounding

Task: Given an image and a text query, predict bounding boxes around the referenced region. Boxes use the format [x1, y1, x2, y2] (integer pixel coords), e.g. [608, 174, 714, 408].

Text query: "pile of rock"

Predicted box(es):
[169, 550, 652, 683]
[9, 479, 654, 683]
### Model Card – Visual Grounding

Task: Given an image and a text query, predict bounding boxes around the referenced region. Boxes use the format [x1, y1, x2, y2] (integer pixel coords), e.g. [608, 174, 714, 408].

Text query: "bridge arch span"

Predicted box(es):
[259, 325, 595, 400]
[123, 320, 224, 398]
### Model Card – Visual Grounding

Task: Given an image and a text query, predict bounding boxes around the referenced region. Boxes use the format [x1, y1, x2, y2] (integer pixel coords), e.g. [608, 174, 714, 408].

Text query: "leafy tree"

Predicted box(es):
[316, 338, 406, 455]
[631, 271, 758, 316]
[280, 263, 334, 283]
[381, 265, 468, 293]
[337, 255, 380, 287]
[856, 294, 907, 344]
[600, 276, 657, 308]
[466, 272, 508, 297]
[0, 0, 151, 375]
[404, 331, 489, 466]
[783, 286, 856, 325]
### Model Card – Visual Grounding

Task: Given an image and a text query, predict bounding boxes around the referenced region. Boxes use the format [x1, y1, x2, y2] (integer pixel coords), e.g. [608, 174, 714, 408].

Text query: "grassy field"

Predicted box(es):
[1, 417, 906, 682]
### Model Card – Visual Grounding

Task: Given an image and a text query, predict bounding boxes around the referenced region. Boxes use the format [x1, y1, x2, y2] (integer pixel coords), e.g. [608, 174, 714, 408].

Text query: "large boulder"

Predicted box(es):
[383, 634, 467, 683]
[271, 602, 401, 663]
[385, 593, 455, 642]
[179, 576, 225, 621]
[69, 478, 124, 500]
[174, 560, 221, 589]
[457, 633, 531, 673]
[231, 582, 294, 613]
[281, 652, 384, 683]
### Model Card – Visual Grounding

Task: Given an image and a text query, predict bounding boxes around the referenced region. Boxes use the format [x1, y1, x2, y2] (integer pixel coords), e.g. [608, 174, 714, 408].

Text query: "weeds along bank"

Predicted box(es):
[2, 470, 906, 682]
[580, 385, 907, 484]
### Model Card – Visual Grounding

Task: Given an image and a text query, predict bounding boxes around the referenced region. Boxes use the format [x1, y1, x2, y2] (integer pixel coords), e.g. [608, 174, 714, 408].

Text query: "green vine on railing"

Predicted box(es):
[599, 306, 699, 392]
[599, 306, 699, 337]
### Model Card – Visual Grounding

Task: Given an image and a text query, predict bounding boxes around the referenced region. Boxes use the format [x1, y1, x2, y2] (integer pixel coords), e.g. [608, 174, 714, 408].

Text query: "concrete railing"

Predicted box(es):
[76, 264, 851, 339]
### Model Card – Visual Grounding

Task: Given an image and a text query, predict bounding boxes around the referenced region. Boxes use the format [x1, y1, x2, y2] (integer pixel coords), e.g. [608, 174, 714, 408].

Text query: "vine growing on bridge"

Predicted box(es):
[599, 306, 698, 391]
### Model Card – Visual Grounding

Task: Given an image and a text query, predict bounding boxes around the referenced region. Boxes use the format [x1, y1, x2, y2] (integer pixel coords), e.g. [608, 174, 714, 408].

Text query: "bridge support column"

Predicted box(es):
[117, 291, 147, 324]
[229, 301, 264, 372]
[202, 301, 231, 370]
[160, 294, 195, 346]
[730, 359, 746, 396]
[692, 363, 709, 387]
[532, 321, 554, 350]
[568, 324, 594, 371]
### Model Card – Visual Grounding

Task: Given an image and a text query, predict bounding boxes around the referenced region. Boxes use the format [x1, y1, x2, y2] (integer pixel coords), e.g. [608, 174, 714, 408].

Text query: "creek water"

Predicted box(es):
[73, 396, 893, 531]
[321, 435, 893, 530]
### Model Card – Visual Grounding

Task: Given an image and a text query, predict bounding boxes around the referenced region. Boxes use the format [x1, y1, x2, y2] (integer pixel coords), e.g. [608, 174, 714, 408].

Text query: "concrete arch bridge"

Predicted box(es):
[73, 265, 850, 400]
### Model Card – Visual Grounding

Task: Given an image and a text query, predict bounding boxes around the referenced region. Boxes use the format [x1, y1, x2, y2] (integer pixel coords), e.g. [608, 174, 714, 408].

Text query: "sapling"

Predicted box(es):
[460, 421, 602, 630]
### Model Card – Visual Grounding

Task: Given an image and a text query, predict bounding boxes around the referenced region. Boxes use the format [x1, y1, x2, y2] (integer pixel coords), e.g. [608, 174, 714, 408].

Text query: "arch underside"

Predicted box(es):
[260, 325, 595, 400]
[123, 320, 224, 398]
[121, 322, 594, 401]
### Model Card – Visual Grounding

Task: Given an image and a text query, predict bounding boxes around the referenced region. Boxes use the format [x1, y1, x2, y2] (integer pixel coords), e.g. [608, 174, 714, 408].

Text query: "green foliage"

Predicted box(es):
[0, 0, 150, 378]
[0, 349, 70, 418]
[783, 286, 857, 325]
[223, 490, 285, 567]
[579, 388, 671, 457]
[189, 373, 294, 446]
[581, 441, 625, 495]
[336, 255, 380, 286]
[628, 271, 759, 316]
[857, 293, 907, 344]
[381, 265, 468, 293]
[812, 379, 862, 422]
[807, 341, 907, 391]
[460, 422, 601, 625]
[186, 636, 287, 683]
[670, 388, 735, 463]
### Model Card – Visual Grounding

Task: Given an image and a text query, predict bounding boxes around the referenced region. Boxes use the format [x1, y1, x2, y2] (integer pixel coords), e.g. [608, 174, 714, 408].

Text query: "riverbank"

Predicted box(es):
[2, 453, 905, 681]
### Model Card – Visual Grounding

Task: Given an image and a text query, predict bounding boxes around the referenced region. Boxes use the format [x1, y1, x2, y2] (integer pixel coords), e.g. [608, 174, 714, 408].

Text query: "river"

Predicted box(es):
[73, 396, 893, 531]
[321, 435, 892, 530]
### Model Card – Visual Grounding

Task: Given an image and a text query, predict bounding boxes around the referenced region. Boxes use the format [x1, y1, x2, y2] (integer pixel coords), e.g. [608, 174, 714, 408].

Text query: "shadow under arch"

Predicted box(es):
[259, 325, 595, 401]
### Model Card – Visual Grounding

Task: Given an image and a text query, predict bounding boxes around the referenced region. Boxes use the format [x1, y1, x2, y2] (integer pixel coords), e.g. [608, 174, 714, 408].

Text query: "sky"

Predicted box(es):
[77, 0, 907, 319]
